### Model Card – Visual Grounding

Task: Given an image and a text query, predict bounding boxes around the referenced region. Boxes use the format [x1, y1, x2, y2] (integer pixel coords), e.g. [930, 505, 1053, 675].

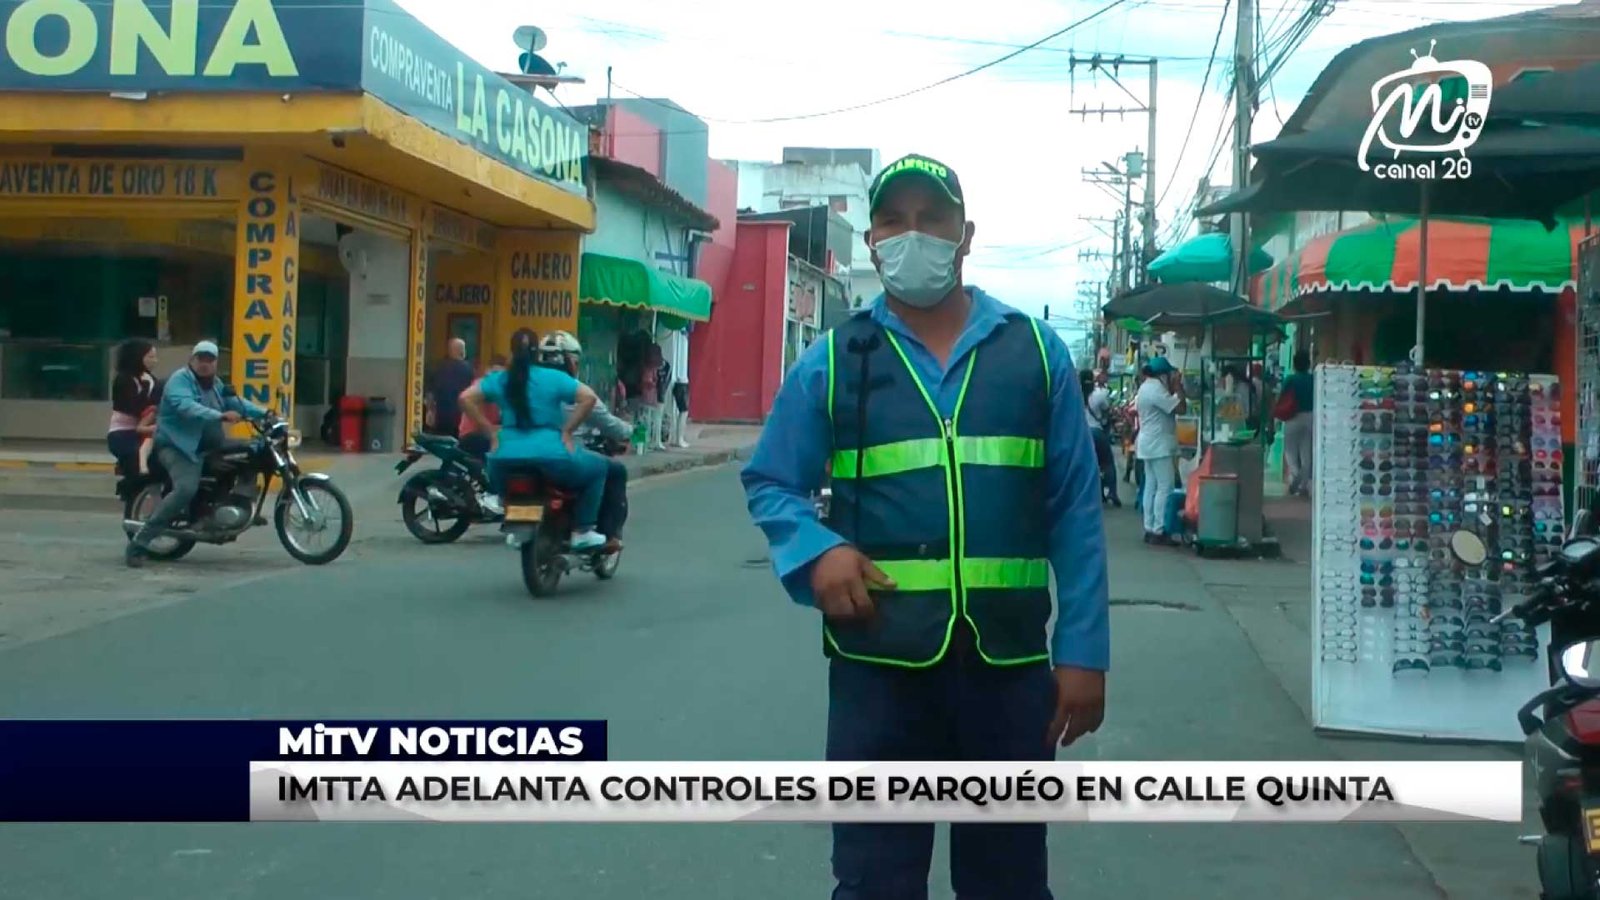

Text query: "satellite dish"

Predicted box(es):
[513, 26, 548, 53]
[518, 53, 557, 76]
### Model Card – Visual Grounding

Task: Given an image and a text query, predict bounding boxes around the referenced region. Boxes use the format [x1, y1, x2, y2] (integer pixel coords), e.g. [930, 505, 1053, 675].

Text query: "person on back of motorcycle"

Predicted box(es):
[537, 331, 633, 552]
[459, 332, 609, 552]
[458, 355, 507, 461]
[126, 340, 268, 568]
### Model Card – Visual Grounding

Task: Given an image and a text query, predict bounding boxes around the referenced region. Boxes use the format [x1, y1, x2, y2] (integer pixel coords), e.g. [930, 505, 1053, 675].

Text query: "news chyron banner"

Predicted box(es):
[0, 721, 1519, 823]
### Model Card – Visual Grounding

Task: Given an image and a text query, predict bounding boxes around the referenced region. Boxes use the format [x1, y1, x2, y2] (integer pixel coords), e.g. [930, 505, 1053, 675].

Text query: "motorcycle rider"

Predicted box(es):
[537, 331, 633, 552]
[459, 331, 608, 551]
[126, 340, 267, 568]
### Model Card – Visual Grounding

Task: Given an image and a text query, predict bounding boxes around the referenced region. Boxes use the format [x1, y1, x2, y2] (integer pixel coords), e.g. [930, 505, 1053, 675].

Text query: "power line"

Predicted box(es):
[1153, 0, 1230, 213]
[609, 0, 1138, 125]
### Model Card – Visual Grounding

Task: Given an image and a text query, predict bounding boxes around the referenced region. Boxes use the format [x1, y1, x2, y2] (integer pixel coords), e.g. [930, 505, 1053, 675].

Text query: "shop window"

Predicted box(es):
[1, 341, 109, 401]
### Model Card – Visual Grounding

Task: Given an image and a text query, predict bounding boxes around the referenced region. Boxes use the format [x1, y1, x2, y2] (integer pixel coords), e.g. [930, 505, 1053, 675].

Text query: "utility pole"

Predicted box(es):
[1082, 156, 1145, 294]
[1231, 0, 1256, 299]
[1068, 54, 1159, 274]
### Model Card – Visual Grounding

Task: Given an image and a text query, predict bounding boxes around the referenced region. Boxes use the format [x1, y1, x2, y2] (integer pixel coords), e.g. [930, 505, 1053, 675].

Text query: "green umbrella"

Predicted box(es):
[1147, 233, 1274, 284]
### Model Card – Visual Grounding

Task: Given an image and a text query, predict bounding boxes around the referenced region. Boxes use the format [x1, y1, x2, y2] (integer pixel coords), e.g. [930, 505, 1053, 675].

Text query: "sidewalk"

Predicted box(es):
[1104, 492, 1533, 899]
[0, 424, 759, 514]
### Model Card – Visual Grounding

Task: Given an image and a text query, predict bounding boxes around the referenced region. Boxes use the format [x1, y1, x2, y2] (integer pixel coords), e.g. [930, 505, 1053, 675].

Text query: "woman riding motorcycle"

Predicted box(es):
[459, 332, 608, 552]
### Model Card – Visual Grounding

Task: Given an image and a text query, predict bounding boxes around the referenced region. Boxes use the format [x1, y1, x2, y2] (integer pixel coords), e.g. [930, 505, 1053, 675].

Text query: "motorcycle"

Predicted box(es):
[119, 410, 354, 565]
[498, 433, 626, 597]
[1451, 522, 1600, 900]
[394, 431, 500, 543]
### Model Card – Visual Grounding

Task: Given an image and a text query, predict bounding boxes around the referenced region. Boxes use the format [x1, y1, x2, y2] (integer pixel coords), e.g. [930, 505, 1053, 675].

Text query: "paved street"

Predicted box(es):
[0, 464, 1535, 899]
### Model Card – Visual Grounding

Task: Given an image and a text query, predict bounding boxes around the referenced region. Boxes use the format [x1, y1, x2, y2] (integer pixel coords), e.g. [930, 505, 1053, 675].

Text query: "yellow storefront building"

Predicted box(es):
[0, 0, 593, 450]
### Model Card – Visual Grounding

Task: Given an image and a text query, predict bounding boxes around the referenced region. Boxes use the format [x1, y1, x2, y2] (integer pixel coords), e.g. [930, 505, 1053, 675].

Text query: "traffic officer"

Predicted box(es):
[741, 154, 1111, 899]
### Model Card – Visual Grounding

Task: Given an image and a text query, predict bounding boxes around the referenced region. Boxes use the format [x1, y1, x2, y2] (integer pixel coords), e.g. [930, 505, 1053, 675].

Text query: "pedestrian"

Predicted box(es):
[1136, 355, 1187, 545]
[426, 338, 476, 439]
[1087, 370, 1112, 428]
[1083, 378, 1120, 507]
[109, 339, 162, 476]
[1280, 349, 1316, 496]
[741, 153, 1110, 900]
[631, 343, 665, 453]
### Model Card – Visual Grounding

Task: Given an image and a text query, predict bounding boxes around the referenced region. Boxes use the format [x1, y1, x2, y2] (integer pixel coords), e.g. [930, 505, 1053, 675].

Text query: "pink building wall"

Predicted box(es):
[602, 106, 662, 177]
[691, 220, 791, 422]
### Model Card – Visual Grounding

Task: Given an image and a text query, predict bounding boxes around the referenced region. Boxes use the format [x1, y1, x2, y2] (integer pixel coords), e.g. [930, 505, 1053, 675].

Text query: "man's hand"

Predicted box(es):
[488, 428, 501, 455]
[1046, 666, 1106, 748]
[811, 545, 896, 622]
[221, 411, 243, 424]
[561, 429, 577, 453]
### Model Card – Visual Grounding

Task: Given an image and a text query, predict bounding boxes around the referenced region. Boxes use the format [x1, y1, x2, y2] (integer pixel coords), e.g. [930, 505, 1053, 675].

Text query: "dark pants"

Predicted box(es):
[428, 406, 460, 439]
[827, 629, 1056, 900]
[108, 429, 141, 476]
[597, 459, 628, 538]
[1089, 427, 1118, 504]
[459, 432, 490, 461]
[134, 445, 203, 545]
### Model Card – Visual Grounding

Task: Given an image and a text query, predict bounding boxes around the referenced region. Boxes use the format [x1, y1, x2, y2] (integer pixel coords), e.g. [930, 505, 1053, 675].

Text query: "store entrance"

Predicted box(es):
[300, 212, 410, 451]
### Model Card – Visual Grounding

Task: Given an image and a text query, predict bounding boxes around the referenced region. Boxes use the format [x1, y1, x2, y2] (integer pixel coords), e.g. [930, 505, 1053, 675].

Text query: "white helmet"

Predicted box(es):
[539, 330, 582, 363]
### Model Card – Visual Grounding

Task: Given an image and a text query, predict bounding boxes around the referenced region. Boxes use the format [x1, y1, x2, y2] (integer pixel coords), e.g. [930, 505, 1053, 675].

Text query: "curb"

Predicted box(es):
[0, 445, 754, 515]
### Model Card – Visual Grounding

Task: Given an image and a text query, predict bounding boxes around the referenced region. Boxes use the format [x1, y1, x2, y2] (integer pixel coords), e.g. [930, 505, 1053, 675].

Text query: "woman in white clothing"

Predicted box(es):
[1135, 356, 1187, 544]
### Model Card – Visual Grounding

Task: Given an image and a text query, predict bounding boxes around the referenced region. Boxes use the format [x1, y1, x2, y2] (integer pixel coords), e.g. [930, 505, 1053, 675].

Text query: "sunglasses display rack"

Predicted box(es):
[1312, 364, 1556, 742]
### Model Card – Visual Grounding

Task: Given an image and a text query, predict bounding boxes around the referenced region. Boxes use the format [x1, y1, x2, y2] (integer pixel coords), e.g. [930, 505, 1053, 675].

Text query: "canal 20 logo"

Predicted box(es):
[1357, 41, 1492, 181]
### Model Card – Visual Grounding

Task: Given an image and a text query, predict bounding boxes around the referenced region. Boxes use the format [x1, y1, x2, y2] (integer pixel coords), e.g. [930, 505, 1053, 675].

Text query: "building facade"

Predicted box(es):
[728, 147, 882, 308]
[0, 0, 593, 452]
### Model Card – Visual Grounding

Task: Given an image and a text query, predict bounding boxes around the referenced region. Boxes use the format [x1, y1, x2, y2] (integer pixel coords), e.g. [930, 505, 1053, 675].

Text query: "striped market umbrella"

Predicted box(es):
[1253, 216, 1589, 313]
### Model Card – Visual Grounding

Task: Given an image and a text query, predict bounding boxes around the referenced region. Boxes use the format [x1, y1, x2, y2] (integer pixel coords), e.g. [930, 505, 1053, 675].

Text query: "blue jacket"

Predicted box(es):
[741, 288, 1112, 671]
[154, 366, 266, 463]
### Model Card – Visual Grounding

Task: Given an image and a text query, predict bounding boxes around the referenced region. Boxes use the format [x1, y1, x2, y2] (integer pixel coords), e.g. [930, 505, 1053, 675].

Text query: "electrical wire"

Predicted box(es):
[609, 0, 1138, 125]
[1153, 0, 1231, 213]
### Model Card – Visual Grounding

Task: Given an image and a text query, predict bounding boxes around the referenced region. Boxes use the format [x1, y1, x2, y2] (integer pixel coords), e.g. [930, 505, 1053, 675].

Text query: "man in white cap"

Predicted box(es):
[127, 340, 267, 567]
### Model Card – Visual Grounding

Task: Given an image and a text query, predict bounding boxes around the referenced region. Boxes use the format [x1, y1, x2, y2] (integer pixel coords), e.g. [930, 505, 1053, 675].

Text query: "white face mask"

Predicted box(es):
[873, 230, 960, 308]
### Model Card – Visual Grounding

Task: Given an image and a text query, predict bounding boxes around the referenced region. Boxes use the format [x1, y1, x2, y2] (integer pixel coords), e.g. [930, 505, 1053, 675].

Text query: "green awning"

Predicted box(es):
[1147, 233, 1273, 284]
[579, 252, 713, 325]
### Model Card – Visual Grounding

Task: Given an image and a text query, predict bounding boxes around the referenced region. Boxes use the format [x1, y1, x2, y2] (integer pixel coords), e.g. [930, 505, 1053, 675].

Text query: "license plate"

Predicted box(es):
[505, 505, 543, 523]
[1584, 800, 1600, 854]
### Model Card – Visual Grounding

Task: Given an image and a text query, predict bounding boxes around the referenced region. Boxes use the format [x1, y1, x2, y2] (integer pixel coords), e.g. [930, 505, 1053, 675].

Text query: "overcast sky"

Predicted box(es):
[401, 0, 1562, 335]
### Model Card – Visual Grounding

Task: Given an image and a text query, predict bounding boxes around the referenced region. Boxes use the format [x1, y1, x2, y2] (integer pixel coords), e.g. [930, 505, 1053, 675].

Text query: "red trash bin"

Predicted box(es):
[338, 396, 367, 452]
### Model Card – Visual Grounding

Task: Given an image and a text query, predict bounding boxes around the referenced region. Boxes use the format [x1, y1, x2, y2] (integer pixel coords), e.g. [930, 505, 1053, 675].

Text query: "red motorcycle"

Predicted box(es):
[498, 434, 626, 597]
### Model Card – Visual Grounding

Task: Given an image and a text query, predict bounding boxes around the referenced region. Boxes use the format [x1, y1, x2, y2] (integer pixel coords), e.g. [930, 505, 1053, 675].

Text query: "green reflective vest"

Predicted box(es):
[823, 311, 1054, 667]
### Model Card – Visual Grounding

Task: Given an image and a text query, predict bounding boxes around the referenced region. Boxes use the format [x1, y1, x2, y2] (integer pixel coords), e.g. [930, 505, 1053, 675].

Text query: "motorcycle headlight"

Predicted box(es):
[286, 432, 303, 449]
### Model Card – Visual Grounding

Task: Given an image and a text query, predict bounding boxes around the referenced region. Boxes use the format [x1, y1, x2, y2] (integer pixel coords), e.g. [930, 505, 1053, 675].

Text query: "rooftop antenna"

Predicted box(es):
[501, 26, 586, 90]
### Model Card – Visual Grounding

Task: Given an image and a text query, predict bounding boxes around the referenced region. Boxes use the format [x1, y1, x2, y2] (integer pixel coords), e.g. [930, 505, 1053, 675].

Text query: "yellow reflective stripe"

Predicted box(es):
[831, 436, 1042, 479]
[871, 558, 1050, 592]
[832, 438, 944, 479]
[956, 436, 1045, 469]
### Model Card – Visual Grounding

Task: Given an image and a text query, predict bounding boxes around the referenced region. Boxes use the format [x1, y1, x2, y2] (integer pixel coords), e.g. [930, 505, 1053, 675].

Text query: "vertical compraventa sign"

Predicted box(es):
[407, 209, 430, 442]
[232, 159, 299, 428]
[496, 231, 579, 352]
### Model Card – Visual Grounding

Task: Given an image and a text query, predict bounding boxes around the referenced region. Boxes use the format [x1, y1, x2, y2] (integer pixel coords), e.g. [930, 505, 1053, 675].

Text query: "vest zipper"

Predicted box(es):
[942, 417, 964, 622]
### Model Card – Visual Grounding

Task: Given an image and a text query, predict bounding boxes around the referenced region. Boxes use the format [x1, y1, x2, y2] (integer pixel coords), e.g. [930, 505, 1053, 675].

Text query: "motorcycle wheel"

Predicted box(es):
[123, 482, 197, 561]
[519, 524, 563, 596]
[400, 471, 472, 544]
[275, 480, 355, 565]
[1538, 834, 1594, 900]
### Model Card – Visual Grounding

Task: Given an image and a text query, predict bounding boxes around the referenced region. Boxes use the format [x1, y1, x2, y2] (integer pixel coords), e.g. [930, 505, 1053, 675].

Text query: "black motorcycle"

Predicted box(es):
[498, 433, 625, 596]
[1450, 521, 1600, 900]
[395, 432, 499, 543]
[119, 414, 353, 565]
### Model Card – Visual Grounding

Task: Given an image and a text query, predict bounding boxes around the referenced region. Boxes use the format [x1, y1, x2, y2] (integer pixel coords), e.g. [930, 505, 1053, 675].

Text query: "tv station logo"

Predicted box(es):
[1358, 41, 1492, 181]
